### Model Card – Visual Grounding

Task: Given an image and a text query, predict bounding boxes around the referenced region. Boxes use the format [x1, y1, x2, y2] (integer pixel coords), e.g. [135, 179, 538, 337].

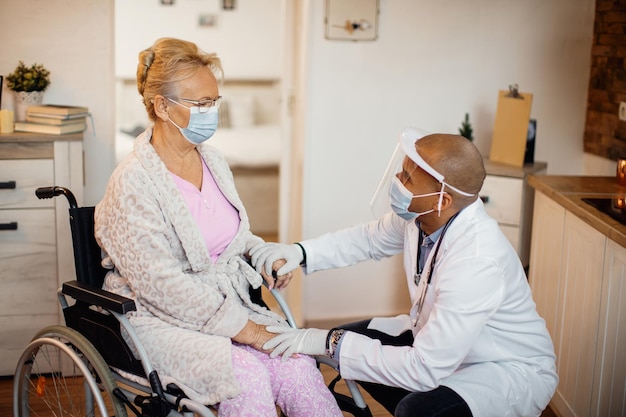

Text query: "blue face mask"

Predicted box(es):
[167, 98, 218, 145]
[389, 176, 441, 221]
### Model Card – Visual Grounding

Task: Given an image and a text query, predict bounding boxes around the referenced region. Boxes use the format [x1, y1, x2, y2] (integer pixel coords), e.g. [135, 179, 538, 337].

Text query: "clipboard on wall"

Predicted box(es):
[489, 84, 533, 167]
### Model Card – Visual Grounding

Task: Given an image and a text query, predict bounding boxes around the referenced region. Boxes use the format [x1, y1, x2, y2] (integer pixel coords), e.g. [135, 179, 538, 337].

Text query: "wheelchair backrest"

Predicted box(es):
[69, 206, 108, 288]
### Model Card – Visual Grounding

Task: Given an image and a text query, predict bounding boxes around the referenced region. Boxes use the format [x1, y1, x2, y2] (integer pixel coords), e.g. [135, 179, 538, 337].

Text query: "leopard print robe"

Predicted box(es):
[94, 127, 287, 404]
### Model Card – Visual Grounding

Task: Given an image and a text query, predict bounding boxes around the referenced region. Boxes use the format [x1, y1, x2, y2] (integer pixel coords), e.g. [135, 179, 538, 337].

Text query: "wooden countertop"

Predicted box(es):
[0, 131, 83, 160]
[484, 159, 548, 178]
[0, 131, 83, 143]
[528, 175, 626, 247]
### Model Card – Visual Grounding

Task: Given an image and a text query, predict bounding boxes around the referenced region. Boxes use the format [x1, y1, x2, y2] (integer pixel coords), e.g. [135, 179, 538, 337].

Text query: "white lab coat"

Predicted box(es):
[300, 199, 557, 417]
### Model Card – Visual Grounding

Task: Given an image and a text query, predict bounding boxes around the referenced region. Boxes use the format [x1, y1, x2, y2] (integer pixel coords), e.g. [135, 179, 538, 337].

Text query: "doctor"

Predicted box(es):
[250, 130, 558, 417]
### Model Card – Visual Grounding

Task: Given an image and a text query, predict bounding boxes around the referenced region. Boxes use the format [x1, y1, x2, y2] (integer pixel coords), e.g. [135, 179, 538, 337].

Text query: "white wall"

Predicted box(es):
[0, 0, 115, 206]
[115, 0, 282, 80]
[299, 0, 600, 320]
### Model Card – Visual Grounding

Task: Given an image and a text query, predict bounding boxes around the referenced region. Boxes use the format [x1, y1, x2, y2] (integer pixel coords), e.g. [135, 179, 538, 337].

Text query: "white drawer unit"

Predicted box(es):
[480, 160, 547, 269]
[0, 133, 83, 375]
[0, 160, 55, 208]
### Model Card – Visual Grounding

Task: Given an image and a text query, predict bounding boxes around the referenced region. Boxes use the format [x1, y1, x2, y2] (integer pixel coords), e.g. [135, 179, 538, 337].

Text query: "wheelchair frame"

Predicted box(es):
[13, 186, 372, 417]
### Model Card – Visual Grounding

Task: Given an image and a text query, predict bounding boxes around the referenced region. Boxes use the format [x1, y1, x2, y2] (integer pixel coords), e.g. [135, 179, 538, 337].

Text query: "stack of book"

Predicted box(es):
[14, 104, 89, 135]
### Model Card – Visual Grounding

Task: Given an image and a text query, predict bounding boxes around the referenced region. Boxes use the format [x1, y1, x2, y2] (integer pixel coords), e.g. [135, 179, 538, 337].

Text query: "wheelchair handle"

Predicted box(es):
[36, 186, 78, 209]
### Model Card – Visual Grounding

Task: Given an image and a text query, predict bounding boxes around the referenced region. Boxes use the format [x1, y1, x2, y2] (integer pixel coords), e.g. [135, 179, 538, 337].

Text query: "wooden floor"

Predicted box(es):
[0, 308, 554, 416]
[0, 370, 556, 417]
[0, 365, 556, 417]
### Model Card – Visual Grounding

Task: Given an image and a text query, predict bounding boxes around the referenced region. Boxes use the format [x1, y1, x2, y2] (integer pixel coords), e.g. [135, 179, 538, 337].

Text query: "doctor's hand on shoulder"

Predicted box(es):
[249, 242, 305, 284]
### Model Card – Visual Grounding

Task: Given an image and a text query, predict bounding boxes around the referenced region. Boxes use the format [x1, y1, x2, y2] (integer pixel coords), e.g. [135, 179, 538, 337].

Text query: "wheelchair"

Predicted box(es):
[13, 186, 372, 417]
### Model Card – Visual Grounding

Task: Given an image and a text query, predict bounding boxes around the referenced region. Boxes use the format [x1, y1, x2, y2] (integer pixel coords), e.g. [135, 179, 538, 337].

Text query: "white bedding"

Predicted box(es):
[210, 124, 281, 168]
[115, 124, 281, 168]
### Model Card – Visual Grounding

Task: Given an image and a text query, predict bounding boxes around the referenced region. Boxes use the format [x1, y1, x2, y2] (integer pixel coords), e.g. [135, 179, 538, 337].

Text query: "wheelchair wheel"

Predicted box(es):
[13, 325, 127, 417]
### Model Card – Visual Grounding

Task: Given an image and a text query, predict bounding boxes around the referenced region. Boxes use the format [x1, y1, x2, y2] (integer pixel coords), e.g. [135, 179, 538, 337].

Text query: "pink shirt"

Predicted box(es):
[171, 160, 240, 263]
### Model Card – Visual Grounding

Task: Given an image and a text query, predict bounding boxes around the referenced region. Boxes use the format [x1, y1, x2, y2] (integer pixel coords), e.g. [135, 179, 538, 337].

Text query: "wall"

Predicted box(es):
[584, 0, 626, 160]
[0, 0, 115, 206]
[299, 0, 601, 320]
[115, 0, 282, 80]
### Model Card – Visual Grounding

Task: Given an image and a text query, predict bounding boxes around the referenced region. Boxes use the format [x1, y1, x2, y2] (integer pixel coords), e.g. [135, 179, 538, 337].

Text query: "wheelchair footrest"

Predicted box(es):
[332, 391, 373, 417]
[328, 374, 373, 417]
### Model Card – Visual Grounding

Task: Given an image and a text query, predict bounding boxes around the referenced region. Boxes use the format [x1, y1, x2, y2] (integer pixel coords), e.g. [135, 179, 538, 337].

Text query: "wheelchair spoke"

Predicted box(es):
[14, 325, 127, 417]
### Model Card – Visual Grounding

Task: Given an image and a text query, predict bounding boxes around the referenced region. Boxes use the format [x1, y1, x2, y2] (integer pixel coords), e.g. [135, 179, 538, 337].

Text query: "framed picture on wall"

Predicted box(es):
[325, 0, 379, 41]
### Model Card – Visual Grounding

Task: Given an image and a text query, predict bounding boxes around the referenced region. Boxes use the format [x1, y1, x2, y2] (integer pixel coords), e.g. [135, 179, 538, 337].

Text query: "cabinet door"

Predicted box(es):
[591, 240, 626, 417]
[0, 159, 54, 209]
[528, 191, 565, 340]
[552, 212, 606, 417]
[481, 175, 526, 264]
[0, 208, 58, 375]
[480, 175, 523, 226]
[0, 209, 57, 311]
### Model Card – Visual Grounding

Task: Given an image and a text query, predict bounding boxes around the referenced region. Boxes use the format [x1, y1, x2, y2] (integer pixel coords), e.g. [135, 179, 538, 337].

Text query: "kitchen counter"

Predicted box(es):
[484, 159, 548, 178]
[528, 175, 626, 417]
[528, 175, 626, 248]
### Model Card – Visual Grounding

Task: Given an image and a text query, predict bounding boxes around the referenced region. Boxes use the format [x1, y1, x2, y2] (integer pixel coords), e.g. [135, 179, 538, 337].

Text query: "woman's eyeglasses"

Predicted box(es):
[169, 96, 222, 113]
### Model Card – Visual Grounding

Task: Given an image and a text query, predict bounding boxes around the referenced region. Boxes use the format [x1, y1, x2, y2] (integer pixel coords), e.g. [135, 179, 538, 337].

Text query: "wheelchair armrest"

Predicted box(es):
[314, 354, 340, 371]
[62, 280, 137, 314]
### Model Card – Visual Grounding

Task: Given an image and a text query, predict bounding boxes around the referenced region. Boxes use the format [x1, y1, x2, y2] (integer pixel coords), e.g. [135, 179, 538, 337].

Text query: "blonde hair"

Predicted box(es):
[137, 37, 223, 121]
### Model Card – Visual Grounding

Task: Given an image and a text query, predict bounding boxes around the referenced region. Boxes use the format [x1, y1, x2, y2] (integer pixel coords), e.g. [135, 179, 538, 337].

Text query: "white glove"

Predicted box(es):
[249, 243, 303, 277]
[244, 237, 265, 256]
[263, 326, 328, 361]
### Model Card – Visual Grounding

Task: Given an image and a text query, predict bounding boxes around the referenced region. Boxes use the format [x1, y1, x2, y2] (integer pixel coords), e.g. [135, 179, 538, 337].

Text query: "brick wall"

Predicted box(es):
[584, 0, 626, 160]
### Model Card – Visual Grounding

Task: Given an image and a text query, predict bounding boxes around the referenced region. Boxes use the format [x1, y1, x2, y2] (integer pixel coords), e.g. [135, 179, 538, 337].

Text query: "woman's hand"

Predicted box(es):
[232, 320, 280, 353]
[260, 258, 293, 290]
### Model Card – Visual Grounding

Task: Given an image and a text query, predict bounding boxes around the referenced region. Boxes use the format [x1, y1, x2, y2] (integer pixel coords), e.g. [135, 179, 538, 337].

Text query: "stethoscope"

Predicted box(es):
[412, 212, 459, 329]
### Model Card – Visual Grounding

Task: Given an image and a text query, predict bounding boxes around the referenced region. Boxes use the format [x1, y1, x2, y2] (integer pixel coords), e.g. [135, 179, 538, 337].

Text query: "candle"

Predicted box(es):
[617, 158, 626, 187]
[0, 110, 14, 133]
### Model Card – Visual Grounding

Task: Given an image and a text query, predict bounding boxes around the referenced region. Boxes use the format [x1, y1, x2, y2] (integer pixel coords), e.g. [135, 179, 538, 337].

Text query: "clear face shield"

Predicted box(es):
[369, 127, 475, 218]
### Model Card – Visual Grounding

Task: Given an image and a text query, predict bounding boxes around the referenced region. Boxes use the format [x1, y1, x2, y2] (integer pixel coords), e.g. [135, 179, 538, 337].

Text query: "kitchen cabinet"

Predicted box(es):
[528, 182, 626, 417]
[592, 239, 626, 416]
[0, 132, 83, 375]
[526, 192, 564, 339]
[480, 160, 547, 268]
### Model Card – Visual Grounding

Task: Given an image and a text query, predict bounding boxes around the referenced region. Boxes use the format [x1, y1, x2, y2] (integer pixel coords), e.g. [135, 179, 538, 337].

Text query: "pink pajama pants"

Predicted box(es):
[216, 343, 343, 417]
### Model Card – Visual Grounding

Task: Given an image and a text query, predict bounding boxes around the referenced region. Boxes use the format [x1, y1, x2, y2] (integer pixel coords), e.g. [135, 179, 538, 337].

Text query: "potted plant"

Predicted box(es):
[458, 112, 474, 141]
[6, 61, 51, 121]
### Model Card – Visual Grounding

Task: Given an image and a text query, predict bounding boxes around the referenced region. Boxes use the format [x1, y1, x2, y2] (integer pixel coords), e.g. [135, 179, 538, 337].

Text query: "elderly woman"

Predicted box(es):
[95, 37, 342, 417]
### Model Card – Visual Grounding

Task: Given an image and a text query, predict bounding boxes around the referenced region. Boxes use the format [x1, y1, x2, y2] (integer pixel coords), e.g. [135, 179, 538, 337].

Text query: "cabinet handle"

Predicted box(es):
[0, 181, 16, 189]
[480, 195, 490, 203]
[0, 222, 18, 231]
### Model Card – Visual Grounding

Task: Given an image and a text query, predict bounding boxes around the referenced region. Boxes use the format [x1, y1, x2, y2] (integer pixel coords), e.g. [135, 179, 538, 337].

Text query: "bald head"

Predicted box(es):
[415, 133, 486, 198]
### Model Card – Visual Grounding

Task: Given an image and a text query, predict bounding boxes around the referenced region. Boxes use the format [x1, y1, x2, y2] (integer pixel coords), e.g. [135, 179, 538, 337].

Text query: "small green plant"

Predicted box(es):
[5, 61, 51, 92]
[458, 112, 474, 141]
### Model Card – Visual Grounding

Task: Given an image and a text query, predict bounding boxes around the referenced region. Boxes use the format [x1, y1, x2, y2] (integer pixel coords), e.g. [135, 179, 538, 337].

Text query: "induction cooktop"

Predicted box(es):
[582, 198, 626, 226]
